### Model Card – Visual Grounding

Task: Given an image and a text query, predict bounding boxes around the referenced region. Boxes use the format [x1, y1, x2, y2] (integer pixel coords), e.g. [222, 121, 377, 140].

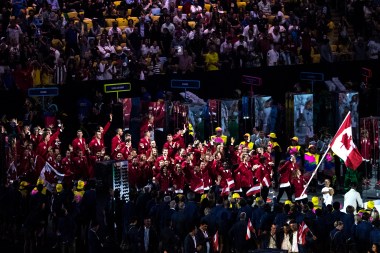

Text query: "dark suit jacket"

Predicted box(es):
[195, 228, 211, 253]
[138, 226, 159, 253]
[184, 234, 197, 253]
[228, 220, 251, 251]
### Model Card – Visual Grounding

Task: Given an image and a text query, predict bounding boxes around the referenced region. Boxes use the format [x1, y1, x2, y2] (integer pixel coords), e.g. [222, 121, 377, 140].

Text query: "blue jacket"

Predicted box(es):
[342, 213, 354, 238]
[354, 221, 372, 244]
[370, 227, 380, 244]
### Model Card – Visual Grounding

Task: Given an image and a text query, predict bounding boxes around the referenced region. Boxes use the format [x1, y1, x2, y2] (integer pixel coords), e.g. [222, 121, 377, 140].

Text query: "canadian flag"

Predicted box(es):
[246, 218, 254, 240]
[39, 162, 66, 192]
[298, 221, 310, 245]
[330, 112, 363, 170]
[213, 231, 219, 252]
[227, 178, 235, 189]
[246, 184, 261, 197]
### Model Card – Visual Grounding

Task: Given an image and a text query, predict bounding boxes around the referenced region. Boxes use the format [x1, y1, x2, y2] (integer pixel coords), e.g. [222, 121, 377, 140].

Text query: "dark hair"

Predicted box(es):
[333, 201, 340, 210]
[346, 205, 355, 214]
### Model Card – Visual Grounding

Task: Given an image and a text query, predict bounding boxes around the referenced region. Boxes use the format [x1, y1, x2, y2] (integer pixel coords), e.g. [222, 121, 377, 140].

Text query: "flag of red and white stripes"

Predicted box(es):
[330, 112, 363, 170]
[246, 184, 261, 197]
[213, 231, 219, 252]
[246, 218, 254, 240]
[298, 221, 310, 245]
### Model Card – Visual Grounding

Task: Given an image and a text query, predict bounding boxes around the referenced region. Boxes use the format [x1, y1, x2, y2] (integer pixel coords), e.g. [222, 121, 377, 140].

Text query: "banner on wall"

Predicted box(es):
[337, 92, 359, 141]
[221, 100, 239, 140]
[172, 101, 188, 130]
[254, 96, 272, 133]
[188, 104, 206, 141]
[208, 100, 220, 133]
[122, 98, 132, 130]
[293, 94, 314, 145]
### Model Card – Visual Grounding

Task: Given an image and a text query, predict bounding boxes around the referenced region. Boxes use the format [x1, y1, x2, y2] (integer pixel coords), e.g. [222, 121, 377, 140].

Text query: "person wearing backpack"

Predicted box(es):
[329, 221, 346, 253]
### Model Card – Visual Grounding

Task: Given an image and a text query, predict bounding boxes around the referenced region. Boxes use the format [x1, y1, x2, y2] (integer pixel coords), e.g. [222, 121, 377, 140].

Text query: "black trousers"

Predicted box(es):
[277, 186, 292, 202]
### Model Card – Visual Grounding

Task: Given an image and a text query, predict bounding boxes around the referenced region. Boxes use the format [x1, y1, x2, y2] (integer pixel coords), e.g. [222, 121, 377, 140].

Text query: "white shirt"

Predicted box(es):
[291, 232, 299, 252]
[342, 188, 363, 212]
[220, 41, 232, 54]
[234, 40, 248, 50]
[108, 27, 122, 37]
[243, 25, 258, 38]
[161, 22, 175, 35]
[322, 186, 333, 205]
[281, 233, 291, 250]
[190, 5, 202, 14]
[267, 49, 279, 66]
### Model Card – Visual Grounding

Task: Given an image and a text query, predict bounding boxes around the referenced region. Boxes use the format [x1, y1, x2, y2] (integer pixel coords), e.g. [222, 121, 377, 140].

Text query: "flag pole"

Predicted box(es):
[301, 111, 352, 197]
[301, 147, 330, 197]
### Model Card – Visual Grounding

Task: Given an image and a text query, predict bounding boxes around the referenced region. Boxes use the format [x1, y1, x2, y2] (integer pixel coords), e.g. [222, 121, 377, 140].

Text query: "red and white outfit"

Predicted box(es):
[72, 137, 87, 155]
[278, 161, 296, 188]
[88, 137, 104, 155]
[138, 137, 151, 155]
[292, 175, 307, 201]
[111, 135, 123, 159]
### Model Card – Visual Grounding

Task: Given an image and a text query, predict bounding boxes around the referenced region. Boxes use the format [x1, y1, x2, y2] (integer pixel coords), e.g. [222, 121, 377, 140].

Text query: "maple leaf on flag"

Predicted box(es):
[330, 112, 363, 170]
[341, 133, 352, 150]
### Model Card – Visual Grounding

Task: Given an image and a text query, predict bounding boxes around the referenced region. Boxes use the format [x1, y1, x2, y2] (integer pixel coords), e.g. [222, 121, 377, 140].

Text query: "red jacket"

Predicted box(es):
[152, 101, 166, 129]
[189, 170, 203, 191]
[36, 141, 49, 159]
[278, 161, 297, 185]
[72, 156, 88, 178]
[172, 171, 185, 192]
[218, 167, 233, 189]
[173, 133, 185, 149]
[138, 137, 151, 155]
[128, 163, 141, 189]
[360, 138, 372, 160]
[62, 157, 73, 175]
[88, 138, 104, 155]
[292, 175, 307, 199]
[163, 141, 179, 158]
[111, 135, 123, 158]
[72, 137, 87, 155]
[156, 171, 171, 193]
[235, 162, 253, 188]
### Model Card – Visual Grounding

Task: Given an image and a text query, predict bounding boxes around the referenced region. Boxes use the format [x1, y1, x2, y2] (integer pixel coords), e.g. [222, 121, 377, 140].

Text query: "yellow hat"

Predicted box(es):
[215, 127, 222, 132]
[244, 133, 250, 137]
[20, 181, 29, 187]
[284, 200, 293, 206]
[368, 201, 375, 209]
[308, 144, 316, 149]
[77, 180, 85, 190]
[291, 136, 299, 142]
[37, 178, 44, 185]
[268, 133, 277, 139]
[200, 193, 208, 202]
[312, 196, 319, 206]
[56, 184, 63, 193]
[232, 193, 241, 199]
